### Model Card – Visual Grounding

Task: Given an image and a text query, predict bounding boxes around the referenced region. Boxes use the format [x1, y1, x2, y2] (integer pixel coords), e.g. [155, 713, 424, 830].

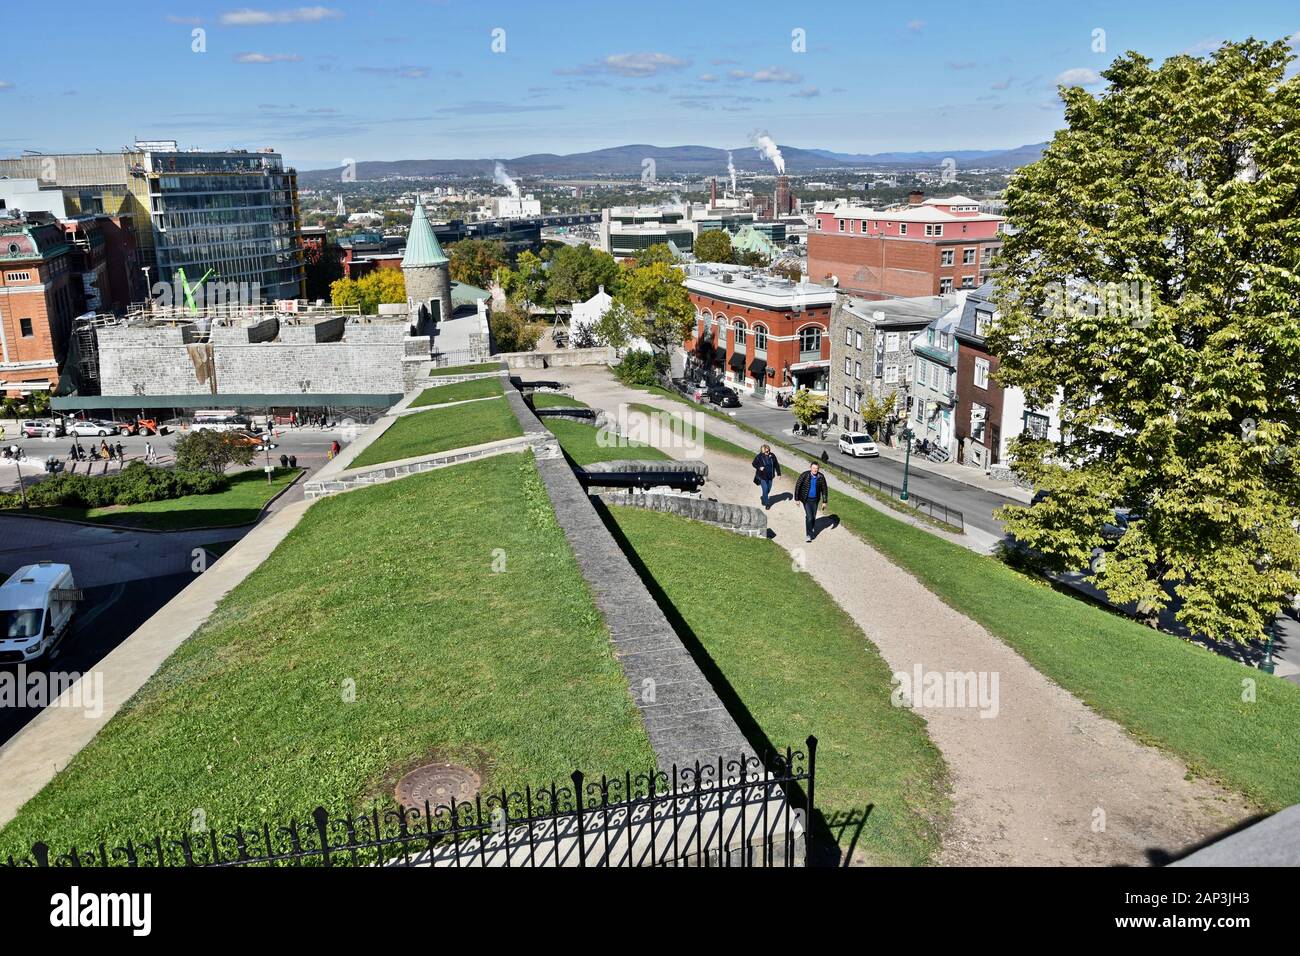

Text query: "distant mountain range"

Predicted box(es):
[297, 142, 1047, 184]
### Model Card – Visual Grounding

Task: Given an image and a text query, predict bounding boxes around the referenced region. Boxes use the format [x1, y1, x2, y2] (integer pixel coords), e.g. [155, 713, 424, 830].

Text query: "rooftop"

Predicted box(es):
[842, 291, 968, 326]
[685, 263, 836, 309]
[401, 200, 448, 268]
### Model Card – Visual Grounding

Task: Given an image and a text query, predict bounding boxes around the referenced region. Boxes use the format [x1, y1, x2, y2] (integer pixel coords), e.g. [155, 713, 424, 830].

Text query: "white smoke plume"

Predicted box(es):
[493, 161, 521, 198]
[726, 151, 737, 195]
[750, 131, 785, 175]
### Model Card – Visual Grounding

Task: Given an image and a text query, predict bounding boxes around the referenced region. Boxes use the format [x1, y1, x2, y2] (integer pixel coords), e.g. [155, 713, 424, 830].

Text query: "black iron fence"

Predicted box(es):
[823, 457, 966, 532]
[3, 739, 816, 868]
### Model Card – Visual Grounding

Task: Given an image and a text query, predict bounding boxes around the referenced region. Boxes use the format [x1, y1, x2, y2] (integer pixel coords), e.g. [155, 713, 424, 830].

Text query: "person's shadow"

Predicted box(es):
[810, 513, 840, 539]
[767, 491, 793, 506]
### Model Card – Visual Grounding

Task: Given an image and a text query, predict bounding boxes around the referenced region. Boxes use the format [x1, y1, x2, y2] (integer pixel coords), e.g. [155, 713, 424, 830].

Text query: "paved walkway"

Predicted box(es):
[553, 366, 1251, 865]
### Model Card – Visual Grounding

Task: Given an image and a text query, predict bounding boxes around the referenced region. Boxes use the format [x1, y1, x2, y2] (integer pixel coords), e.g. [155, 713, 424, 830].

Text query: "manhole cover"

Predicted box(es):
[394, 763, 481, 811]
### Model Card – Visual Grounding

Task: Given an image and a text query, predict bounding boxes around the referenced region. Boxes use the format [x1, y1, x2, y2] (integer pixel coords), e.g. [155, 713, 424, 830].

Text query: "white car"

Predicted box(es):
[837, 432, 880, 458]
[66, 420, 117, 437]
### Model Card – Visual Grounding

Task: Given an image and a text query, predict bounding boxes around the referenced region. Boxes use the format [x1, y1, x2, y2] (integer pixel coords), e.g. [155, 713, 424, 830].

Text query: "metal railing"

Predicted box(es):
[4, 739, 816, 868]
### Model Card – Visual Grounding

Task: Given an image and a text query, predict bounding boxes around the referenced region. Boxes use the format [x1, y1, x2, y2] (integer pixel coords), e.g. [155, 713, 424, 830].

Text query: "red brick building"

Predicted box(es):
[808, 193, 1004, 300]
[0, 218, 77, 397]
[683, 264, 836, 401]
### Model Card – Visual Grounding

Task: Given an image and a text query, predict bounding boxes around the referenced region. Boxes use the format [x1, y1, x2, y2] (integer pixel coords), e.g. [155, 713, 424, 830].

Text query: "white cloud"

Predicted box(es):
[751, 66, 802, 83]
[791, 86, 820, 98]
[556, 52, 689, 78]
[1055, 67, 1102, 86]
[234, 52, 303, 63]
[906, 19, 925, 34]
[0, 81, 13, 90]
[698, 73, 718, 82]
[220, 7, 342, 26]
[356, 65, 428, 78]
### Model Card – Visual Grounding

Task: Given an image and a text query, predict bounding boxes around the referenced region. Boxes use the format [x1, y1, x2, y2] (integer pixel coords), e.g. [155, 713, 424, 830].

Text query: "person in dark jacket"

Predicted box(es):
[751, 444, 781, 509]
[793, 463, 829, 542]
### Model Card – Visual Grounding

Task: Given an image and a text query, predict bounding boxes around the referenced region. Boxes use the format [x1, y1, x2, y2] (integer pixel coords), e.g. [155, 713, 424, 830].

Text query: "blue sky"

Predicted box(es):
[1, 1, 1296, 170]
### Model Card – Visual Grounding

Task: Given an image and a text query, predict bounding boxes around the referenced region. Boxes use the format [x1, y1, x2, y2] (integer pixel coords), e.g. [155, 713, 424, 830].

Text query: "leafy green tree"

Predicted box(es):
[592, 300, 637, 352]
[173, 430, 256, 476]
[489, 301, 545, 353]
[630, 243, 677, 269]
[791, 389, 827, 430]
[501, 250, 547, 309]
[861, 390, 897, 438]
[613, 260, 695, 355]
[544, 244, 620, 307]
[448, 239, 507, 289]
[988, 37, 1300, 644]
[693, 230, 734, 264]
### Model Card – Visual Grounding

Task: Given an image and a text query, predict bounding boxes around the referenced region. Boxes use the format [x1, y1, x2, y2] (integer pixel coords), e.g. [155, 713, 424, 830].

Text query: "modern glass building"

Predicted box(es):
[0, 142, 306, 304]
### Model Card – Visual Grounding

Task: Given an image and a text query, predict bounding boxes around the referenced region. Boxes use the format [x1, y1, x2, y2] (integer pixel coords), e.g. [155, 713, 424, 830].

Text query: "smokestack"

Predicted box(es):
[908, 190, 924, 206]
[776, 175, 791, 216]
[710, 177, 717, 207]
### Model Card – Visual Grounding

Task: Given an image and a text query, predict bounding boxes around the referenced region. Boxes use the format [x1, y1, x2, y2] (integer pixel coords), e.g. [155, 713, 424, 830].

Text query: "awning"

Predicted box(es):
[51, 392, 403, 411]
[788, 359, 830, 372]
[712, 346, 726, 363]
[728, 351, 746, 369]
[748, 357, 767, 375]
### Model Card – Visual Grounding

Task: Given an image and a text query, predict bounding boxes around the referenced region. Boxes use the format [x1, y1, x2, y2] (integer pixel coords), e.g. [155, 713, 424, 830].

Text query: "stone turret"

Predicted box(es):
[402, 199, 452, 326]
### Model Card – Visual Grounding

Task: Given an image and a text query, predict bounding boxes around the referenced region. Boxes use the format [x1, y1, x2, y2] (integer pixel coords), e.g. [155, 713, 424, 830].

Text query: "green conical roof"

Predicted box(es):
[402, 199, 448, 267]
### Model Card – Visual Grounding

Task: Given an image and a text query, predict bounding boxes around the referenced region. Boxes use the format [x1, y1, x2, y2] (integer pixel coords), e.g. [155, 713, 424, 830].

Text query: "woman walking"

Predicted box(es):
[751, 444, 782, 510]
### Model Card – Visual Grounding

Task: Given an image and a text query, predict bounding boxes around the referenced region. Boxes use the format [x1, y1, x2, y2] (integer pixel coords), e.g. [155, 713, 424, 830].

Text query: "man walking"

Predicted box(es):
[751, 444, 781, 509]
[793, 462, 829, 542]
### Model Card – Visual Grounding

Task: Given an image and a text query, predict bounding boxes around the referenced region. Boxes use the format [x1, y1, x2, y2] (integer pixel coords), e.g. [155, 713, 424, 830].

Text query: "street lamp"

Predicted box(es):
[9, 445, 27, 509]
[900, 427, 915, 502]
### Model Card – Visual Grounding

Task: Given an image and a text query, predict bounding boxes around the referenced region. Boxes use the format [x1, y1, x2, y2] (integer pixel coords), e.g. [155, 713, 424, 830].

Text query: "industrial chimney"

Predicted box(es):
[710, 177, 717, 207]
[775, 175, 792, 216]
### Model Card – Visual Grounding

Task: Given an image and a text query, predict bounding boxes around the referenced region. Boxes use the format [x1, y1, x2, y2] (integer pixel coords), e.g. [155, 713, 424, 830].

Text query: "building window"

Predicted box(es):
[963, 248, 976, 265]
[734, 321, 747, 345]
[838, 219, 845, 232]
[939, 278, 953, 294]
[845, 357, 852, 376]
[753, 324, 768, 353]
[799, 326, 821, 353]
[926, 224, 943, 237]
[845, 326, 853, 346]
[940, 250, 954, 267]
[1024, 412, 1050, 440]
[5, 271, 32, 282]
[844, 386, 852, 408]
[885, 331, 900, 352]
[974, 309, 993, 336]
[854, 361, 862, 380]
[19, 318, 34, 337]
[961, 275, 976, 289]
[971, 403, 987, 443]
[898, 223, 908, 235]
[884, 364, 899, 384]
[855, 331, 863, 350]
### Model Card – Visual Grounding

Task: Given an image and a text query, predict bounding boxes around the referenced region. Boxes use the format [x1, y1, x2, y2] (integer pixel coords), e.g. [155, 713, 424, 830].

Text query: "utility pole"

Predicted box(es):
[10, 446, 28, 509]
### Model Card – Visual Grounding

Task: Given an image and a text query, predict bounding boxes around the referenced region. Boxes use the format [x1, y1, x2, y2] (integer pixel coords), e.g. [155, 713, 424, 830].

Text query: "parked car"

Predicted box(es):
[706, 385, 741, 408]
[20, 418, 64, 439]
[0, 562, 80, 665]
[66, 419, 118, 437]
[837, 432, 880, 458]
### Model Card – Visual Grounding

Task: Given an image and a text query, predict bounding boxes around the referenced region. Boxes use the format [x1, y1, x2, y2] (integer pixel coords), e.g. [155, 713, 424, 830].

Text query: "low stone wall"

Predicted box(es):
[596, 492, 767, 537]
[582, 458, 708, 476]
[498, 347, 614, 370]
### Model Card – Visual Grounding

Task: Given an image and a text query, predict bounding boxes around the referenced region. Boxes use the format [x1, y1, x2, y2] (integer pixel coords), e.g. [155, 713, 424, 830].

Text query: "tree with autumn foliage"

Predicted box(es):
[989, 38, 1300, 645]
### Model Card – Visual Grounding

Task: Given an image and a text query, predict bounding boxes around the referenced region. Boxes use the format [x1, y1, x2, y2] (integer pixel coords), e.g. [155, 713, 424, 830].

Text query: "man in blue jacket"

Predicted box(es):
[751, 444, 781, 509]
[793, 463, 829, 542]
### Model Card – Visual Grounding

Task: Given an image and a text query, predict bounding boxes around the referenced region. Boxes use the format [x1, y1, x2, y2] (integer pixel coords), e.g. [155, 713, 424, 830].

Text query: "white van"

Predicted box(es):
[0, 562, 80, 664]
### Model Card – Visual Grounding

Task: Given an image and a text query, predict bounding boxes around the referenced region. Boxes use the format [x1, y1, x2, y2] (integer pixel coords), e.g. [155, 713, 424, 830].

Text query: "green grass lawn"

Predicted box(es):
[350, 400, 523, 469]
[544, 417, 669, 466]
[825, 493, 1300, 812]
[32, 468, 300, 530]
[428, 361, 505, 377]
[531, 392, 587, 409]
[606, 505, 949, 866]
[410, 377, 504, 408]
[0, 453, 656, 859]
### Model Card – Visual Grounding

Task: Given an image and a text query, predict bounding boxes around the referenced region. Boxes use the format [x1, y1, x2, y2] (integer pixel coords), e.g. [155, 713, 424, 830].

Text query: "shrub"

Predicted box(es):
[0, 462, 229, 511]
[615, 350, 668, 388]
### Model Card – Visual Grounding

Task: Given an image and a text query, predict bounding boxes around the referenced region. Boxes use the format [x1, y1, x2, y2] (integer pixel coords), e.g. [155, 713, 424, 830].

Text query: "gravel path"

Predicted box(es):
[553, 368, 1251, 865]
